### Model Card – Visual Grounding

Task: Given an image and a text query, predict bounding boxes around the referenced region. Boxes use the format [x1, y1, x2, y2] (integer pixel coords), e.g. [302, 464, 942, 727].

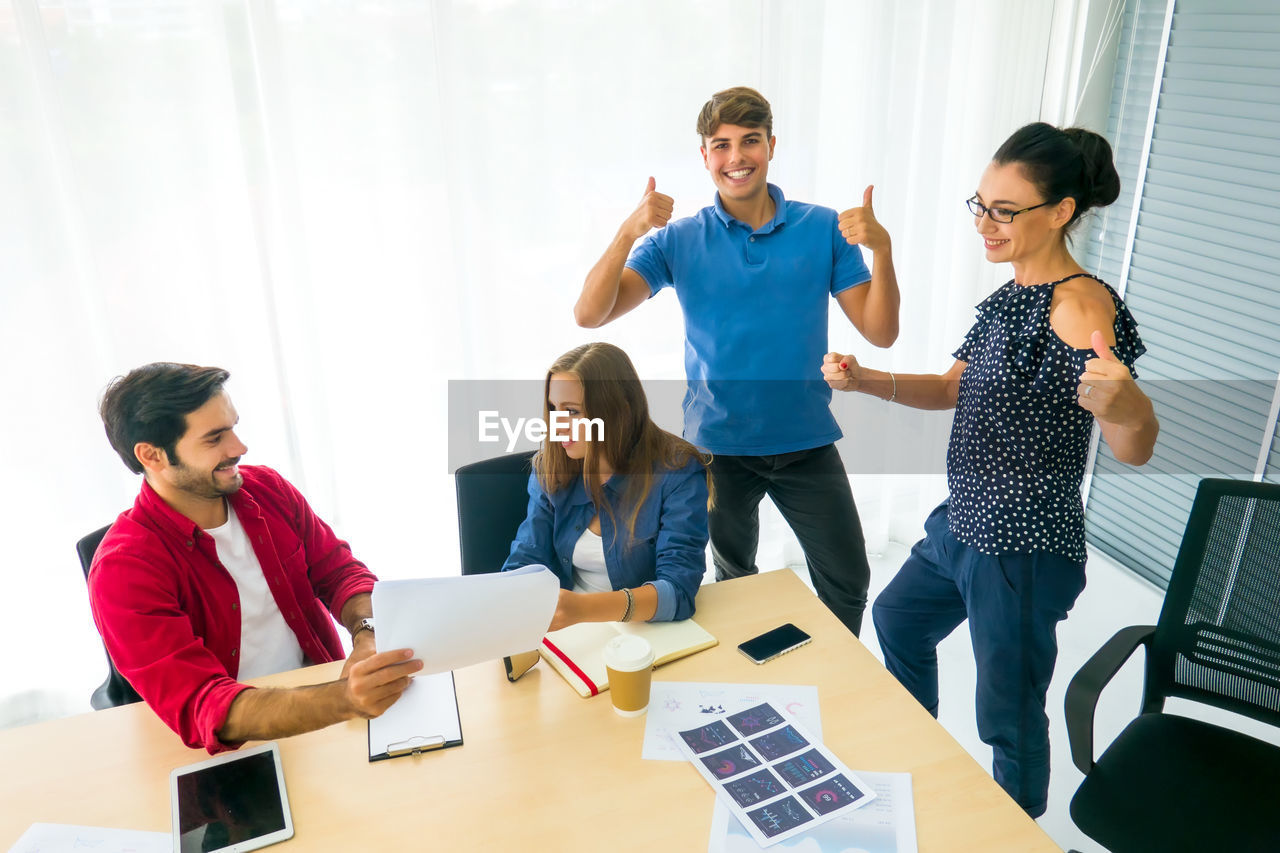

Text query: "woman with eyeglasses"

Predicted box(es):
[822, 122, 1158, 817]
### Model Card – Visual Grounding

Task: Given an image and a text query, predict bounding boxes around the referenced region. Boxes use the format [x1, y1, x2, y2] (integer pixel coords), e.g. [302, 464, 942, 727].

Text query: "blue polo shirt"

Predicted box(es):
[625, 184, 871, 455]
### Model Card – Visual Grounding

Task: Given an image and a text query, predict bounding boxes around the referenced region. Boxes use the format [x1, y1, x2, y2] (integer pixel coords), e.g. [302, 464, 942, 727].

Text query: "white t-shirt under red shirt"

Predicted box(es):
[205, 503, 306, 679]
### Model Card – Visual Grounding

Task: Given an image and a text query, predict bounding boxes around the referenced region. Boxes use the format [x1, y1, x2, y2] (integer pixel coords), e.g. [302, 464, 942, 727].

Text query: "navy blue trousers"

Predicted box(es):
[872, 502, 1086, 817]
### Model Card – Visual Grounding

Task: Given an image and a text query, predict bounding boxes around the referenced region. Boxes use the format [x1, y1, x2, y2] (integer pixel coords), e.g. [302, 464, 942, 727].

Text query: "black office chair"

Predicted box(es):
[76, 524, 143, 709]
[1065, 478, 1280, 852]
[454, 450, 538, 576]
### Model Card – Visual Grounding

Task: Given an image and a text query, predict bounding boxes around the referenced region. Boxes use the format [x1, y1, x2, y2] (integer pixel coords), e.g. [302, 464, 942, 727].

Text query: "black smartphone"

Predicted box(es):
[738, 623, 812, 664]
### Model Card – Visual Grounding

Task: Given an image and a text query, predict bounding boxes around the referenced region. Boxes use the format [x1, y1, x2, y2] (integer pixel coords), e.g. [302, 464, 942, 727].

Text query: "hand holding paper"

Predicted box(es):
[371, 565, 560, 675]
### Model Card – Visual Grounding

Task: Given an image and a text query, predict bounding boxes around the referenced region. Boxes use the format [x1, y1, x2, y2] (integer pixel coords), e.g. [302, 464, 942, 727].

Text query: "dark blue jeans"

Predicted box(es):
[872, 502, 1086, 817]
[709, 444, 871, 637]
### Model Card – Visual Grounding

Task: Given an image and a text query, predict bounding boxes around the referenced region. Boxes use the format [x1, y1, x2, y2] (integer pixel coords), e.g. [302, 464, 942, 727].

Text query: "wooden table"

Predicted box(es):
[0, 569, 1056, 851]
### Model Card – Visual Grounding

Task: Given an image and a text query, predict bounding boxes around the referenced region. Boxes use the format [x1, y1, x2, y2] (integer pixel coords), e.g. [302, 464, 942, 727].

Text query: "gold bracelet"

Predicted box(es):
[886, 371, 897, 403]
[620, 587, 634, 623]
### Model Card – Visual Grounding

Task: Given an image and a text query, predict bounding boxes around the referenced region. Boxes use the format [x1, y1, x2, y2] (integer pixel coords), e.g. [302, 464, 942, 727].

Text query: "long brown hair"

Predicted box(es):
[533, 342, 712, 543]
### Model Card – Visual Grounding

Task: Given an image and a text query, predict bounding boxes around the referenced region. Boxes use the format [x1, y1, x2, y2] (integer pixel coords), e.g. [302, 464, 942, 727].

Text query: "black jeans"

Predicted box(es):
[709, 444, 871, 636]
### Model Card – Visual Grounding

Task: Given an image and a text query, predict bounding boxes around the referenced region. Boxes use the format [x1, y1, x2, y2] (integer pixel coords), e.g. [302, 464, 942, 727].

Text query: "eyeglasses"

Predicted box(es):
[966, 196, 1051, 223]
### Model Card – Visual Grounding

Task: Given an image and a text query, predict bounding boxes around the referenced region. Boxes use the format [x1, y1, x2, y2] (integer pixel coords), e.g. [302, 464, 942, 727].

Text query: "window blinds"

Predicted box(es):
[1084, 0, 1280, 587]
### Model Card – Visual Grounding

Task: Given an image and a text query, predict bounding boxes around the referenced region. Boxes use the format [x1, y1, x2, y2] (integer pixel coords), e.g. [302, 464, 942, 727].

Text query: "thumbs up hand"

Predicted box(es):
[622, 176, 675, 242]
[1077, 330, 1143, 424]
[1090, 330, 1120, 363]
[837, 185, 891, 253]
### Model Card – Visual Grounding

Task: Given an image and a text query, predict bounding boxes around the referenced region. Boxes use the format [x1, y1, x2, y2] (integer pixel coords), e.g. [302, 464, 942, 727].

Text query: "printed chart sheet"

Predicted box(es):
[643, 682, 822, 761]
[675, 701, 876, 847]
[709, 770, 918, 852]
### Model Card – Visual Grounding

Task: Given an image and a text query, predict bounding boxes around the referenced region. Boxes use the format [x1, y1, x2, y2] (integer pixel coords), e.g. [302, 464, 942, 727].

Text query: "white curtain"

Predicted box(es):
[1, 0, 1073, 715]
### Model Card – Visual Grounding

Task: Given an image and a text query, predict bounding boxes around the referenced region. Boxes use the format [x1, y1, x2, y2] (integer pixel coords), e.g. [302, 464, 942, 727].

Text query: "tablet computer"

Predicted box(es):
[170, 741, 294, 853]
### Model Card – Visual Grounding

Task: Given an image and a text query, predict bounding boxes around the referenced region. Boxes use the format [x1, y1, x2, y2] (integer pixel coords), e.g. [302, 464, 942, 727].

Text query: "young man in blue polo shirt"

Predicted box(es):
[574, 87, 899, 636]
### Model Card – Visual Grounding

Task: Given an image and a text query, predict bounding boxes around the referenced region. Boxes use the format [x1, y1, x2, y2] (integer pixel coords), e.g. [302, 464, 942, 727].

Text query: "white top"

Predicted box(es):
[205, 503, 306, 679]
[571, 527, 611, 593]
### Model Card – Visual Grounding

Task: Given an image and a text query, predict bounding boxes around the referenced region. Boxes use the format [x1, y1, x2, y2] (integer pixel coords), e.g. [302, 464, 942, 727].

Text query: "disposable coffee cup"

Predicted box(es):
[602, 634, 655, 717]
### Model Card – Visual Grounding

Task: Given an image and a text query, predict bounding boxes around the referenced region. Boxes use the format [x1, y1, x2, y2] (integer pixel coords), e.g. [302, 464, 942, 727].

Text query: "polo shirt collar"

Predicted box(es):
[712, 182, 788, 234]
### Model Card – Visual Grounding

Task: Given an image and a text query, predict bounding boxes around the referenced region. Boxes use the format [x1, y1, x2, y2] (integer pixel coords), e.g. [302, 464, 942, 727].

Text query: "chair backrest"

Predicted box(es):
[1146, 478, 1280, 727]
[454, 450, 538, 576]
[76, 524, 143, 709]
[76, 525, 111, 581]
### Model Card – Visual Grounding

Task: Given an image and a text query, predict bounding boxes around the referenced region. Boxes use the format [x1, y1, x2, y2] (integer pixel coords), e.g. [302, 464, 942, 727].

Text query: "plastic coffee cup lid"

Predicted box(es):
[602, 634, 654, 671]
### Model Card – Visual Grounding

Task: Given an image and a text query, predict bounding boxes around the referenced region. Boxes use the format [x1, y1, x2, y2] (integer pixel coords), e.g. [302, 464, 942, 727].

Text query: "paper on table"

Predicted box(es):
[8, 823, 169, 853]
[369, 670, 462, 760]
[643, 682, 822, 761]
[372, 565, 558, 675]
[675, 701, 877, 848]
[708, 771, 917, 853]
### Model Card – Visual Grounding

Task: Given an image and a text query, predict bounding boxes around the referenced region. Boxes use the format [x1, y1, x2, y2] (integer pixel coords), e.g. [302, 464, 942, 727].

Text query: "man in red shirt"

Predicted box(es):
[90, 362, 420, 753]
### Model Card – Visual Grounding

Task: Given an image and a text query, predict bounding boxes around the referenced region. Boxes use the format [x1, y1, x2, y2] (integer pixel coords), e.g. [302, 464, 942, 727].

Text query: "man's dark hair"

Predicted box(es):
[99, 363, 230, 474]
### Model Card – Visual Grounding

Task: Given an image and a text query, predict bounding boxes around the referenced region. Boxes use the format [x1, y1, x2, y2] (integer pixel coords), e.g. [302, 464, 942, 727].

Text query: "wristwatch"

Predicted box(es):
[353, 617, 375, 640]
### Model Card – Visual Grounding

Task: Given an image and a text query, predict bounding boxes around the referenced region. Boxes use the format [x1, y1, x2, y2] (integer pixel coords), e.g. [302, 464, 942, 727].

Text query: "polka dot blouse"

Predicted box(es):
[946, 273, 1146, 563]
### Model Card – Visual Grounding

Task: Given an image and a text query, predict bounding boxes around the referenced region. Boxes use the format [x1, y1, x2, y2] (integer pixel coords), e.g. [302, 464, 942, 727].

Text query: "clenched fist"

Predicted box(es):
[822, 351, 862, 392]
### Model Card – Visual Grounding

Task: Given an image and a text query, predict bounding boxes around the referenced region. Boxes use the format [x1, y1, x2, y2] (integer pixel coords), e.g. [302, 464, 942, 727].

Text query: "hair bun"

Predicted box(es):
[1062, 127, 1121, 209]
[993, 122, 1121, 232]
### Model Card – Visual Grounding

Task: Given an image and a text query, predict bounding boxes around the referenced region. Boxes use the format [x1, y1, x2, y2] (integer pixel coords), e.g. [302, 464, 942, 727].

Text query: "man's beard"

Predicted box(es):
[169, 457, 243, 500]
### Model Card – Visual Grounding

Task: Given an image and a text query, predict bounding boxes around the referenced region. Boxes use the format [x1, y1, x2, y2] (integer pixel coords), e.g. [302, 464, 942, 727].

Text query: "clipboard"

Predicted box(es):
[368, 670, 463, 761]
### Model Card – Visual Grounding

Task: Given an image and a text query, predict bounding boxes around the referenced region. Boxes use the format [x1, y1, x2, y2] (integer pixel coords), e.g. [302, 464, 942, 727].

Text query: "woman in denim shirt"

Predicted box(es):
[502, 342, 713, 629]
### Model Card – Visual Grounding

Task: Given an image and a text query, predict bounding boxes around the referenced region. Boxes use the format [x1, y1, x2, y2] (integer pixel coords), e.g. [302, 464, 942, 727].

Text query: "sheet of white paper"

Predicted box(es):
[644, 682, 823, 761]
[369, 670, 461, 758]
[372, 565, 558, 675]
[708, 771, 917, 853]
[676, 701, 877, 848]
[8, 823, 169, 853]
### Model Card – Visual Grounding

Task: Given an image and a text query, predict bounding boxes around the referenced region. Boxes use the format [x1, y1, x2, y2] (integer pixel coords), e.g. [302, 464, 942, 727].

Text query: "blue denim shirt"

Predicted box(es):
[501, 458, 709, 621]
